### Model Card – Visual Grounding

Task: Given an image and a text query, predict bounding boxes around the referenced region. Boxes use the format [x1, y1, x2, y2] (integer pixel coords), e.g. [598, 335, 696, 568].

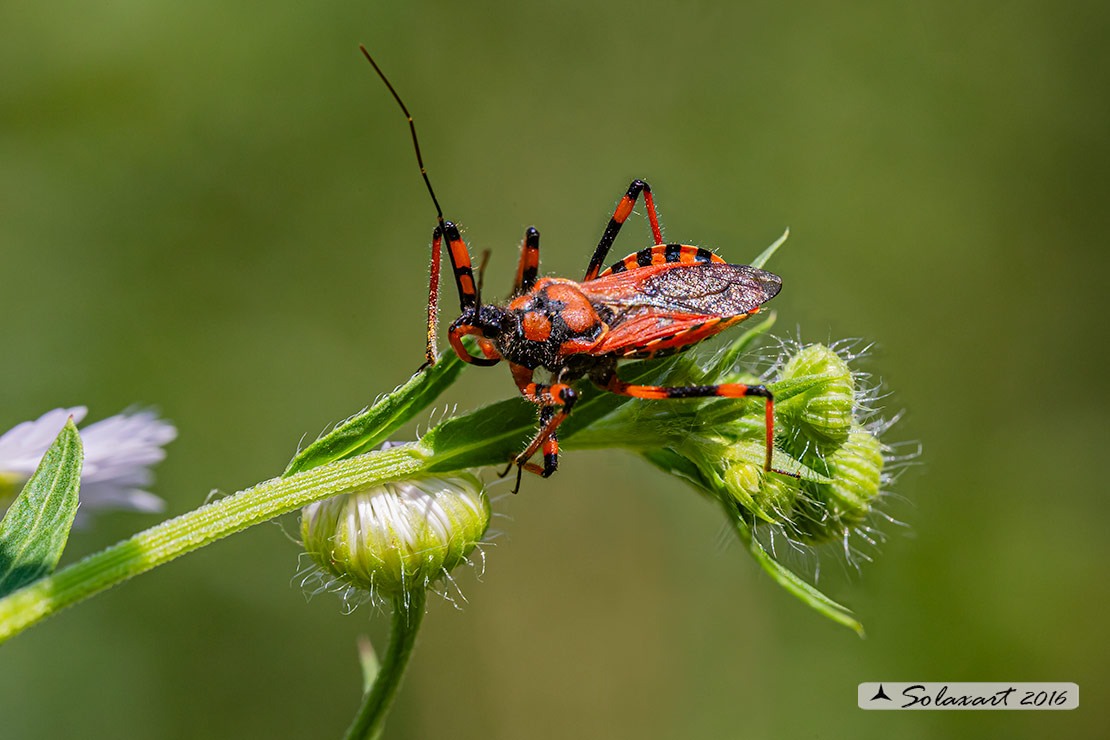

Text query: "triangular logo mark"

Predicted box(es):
[870, 684, 892, 701]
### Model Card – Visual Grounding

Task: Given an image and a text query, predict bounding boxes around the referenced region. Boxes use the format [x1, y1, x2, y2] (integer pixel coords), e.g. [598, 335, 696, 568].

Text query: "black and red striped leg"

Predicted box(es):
[428, 222, 494, 367]
[438, 221, 479, 311]
[597, 373, 799, 478]
[583, 179, 664, 281]
[503, 363, 578, 492]
[511, 227, 541, 297]
[505, 405, 560, 493]
[424, 222, 480, 367]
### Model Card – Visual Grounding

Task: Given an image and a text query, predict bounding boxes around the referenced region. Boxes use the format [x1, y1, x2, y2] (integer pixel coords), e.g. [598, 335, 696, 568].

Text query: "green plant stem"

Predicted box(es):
[345, 592, 426, 740]
[0, 446, 426, 644]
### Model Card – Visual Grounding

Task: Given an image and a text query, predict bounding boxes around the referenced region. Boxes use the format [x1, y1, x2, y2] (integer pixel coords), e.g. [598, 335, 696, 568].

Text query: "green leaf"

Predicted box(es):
[641, 448, 719, 502]
[768, 373, 844, 405]
[750, 227, 790, 269]
[283, 350, 467, 477]
[0, 419, 84, 597]
[418, 397, 537, 471]
[419, 356, 680, 471]
[642, 447, 863, 636]
[717, 439, 835, 484]
[357, 635, 380, 693]
[700, 311, 777, 383]
[727, 506, 865, 637]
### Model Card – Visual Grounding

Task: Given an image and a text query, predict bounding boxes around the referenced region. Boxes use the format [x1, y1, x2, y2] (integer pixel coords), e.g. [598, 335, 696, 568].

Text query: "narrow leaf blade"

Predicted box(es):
[284, 351, 466, 477]
[750, 227, 790, 269]
[419, 356, 680, 472]
[644, 448, 863, 636]
[0, 419, 84, 596]
[357, 635, 380, 693]
[702, 311, 777, 383]
[728, 505, 865, 636]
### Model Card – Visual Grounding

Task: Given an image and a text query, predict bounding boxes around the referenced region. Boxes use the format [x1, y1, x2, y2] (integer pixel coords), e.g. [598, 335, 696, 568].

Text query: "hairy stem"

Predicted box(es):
[0, 446, 425, 644]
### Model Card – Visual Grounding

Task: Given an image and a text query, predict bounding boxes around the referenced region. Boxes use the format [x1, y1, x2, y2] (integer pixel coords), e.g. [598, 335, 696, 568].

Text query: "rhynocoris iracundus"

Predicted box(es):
[361, 47, 793, 491]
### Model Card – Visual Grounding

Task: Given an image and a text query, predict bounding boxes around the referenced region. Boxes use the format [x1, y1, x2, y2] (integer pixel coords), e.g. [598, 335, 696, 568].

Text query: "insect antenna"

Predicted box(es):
[359, 45, 445, 231]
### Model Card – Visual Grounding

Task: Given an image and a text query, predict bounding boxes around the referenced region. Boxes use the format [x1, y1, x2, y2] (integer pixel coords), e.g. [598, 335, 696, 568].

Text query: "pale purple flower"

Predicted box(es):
[0, 407, 176, 515]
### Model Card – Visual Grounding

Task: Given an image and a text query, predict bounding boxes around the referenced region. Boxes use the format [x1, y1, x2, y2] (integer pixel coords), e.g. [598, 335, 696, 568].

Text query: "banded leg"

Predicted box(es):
[597, 372, 798, 478]
[424, 222, 480, 367]
[583, 179, 664, 281]
[504, 363, 579, 492]
[511, 227, 541, 297]
[508, 405, 561, 492]
[439, 221, 479, 311]
[428, 222, 493, 367]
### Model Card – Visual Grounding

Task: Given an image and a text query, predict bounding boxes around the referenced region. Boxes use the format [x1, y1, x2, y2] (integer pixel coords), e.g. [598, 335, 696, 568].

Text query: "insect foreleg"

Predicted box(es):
[504, 363, 579, 492]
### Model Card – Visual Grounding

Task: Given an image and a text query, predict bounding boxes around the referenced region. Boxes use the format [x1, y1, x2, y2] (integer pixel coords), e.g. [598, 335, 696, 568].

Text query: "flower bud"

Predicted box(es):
[300, 473, 490, 601]
[791, 429, 885, 544]
[720, 450, 802, 522]
[777, 343, 854, 449]
[659, 341, 888, 547]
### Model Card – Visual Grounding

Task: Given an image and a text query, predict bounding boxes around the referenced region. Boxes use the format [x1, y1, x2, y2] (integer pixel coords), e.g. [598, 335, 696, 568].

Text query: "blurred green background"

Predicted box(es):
[2, 1, 1106, 737]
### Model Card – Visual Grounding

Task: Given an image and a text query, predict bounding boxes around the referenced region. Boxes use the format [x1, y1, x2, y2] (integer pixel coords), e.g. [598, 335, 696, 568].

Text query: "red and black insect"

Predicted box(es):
[362, 47, 791, 491]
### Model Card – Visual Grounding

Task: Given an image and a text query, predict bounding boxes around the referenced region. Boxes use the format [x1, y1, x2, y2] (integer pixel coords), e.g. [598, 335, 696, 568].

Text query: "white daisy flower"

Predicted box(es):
[0, 407, 176, 515]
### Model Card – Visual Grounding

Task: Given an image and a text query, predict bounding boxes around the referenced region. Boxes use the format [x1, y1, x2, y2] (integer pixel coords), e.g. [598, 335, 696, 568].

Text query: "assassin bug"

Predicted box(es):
[361, 47, 794, 491]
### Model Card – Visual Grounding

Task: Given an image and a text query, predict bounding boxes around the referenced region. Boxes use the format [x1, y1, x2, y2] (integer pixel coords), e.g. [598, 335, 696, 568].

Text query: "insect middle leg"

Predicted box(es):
[504, 363, 578, 492]
[597, 371, 799, 478]
[583, 179, 664, 281]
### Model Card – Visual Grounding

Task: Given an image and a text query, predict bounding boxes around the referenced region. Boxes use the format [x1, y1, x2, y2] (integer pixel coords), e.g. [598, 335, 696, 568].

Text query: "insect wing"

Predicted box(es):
[581, 262, 782, 357]
[590, 312, 746, 357]
[582, 262, 781, 316]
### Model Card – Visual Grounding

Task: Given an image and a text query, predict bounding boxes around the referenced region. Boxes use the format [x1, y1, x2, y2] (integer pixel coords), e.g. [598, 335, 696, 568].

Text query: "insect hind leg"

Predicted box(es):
[511, 227, 541, 297]
[598, 372, 799, 479]
[583, 179, 664, 281]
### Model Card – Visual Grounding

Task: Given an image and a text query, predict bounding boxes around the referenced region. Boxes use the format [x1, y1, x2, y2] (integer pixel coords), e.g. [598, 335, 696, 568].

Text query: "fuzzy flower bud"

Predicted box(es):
[661, 340, 890, 547]
[791, 428, 885, 543]
[775, 343, 855, 448]
[624, 333, 906, 633]
[721, 454, 802, 521]
[300, 473, 490, 602]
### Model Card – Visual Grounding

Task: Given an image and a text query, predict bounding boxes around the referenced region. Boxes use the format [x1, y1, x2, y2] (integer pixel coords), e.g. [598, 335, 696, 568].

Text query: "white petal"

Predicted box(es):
[80, 409, 177, 483]
[79, 483, 167, 513]
[0, 407, 87, 475]
[0, 407, 175, 517]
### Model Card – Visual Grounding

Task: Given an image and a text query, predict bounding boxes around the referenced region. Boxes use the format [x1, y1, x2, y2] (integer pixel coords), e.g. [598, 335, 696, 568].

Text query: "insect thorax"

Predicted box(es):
[491, 279, 607, 371]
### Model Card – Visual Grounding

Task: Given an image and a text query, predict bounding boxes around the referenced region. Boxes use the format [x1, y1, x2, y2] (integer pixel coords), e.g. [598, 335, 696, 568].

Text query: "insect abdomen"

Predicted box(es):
[598, 244, 725, 277]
